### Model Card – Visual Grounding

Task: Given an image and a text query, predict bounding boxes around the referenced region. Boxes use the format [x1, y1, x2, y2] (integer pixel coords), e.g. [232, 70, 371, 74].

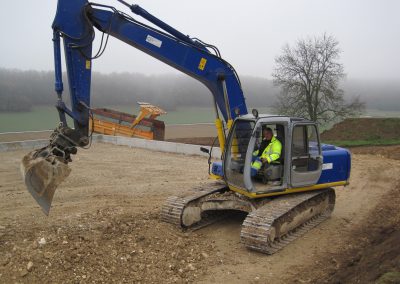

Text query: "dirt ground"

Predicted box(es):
[1, 143, 400, 283]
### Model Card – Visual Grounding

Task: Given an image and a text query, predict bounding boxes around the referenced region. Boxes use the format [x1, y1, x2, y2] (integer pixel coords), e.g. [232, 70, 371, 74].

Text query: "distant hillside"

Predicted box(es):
[1, 68, 400, 113]
[321, 118, 400, 146]
[0, 68, 277, 112]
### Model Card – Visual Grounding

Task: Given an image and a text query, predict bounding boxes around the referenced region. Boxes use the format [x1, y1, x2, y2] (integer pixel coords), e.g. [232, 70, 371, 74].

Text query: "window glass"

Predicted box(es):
[307, 125, 320, 155]
[292, 126, 306, 156]
[291, 124, 321, 173]
[225, 120, 255, 189]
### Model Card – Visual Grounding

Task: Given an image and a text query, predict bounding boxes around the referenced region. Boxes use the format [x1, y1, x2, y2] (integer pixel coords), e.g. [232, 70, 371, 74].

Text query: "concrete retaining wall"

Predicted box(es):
[0, 139, 49, 152]
[0, 130, 53, 143]
[98, 135, 221, 158]
[0, 134, 222, 159]
[165, 123, 215, 139]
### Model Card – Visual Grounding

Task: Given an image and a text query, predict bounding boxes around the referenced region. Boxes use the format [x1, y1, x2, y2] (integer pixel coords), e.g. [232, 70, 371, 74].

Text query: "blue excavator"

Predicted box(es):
[21, 0, 351, 254]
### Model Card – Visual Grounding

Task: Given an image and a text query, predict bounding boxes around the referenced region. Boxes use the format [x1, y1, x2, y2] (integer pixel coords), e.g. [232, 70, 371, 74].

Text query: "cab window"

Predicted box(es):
[291, 125, 320, 173]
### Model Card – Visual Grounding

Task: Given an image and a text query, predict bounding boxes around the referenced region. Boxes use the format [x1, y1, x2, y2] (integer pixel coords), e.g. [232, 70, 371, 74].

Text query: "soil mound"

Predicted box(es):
[321, 118, 400, 141]
[292, 183, 400, 284]
[0, 209, 217, 283]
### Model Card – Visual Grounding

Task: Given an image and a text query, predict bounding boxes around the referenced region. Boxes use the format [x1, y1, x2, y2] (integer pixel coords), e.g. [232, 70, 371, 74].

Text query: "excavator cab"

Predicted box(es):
[223, 115, 324, 196]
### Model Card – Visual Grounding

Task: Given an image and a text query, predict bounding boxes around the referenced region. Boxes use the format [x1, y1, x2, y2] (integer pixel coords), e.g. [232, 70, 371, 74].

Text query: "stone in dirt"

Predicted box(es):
[20, 269, 29, 277]
[38, 238, 46, 246]
[27, 261, 34, 271]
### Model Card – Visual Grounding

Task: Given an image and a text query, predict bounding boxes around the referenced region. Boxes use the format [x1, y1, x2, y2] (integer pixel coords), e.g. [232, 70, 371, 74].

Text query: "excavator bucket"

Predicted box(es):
[21, 149, 71, 215]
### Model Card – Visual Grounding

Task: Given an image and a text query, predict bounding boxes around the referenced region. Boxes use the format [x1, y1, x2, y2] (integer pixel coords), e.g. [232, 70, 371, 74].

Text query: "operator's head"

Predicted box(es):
[263, 127, 273, 140]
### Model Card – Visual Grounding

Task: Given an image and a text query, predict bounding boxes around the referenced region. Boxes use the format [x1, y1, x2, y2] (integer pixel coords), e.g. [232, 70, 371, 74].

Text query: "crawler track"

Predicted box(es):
[160, 181, 228, 229]
[162, 185, 335, 254]
[240, 188, 335, 254]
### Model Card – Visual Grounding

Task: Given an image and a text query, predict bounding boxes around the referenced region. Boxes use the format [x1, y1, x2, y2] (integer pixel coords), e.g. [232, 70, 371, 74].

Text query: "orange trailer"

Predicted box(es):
[90, 102, 166, 140]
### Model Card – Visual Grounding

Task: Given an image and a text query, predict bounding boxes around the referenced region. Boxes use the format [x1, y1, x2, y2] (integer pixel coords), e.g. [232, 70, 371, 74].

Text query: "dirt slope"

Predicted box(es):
[303, 183, 400, 283]
[0, 143, 399, 283]
[321, 118, 400, 141]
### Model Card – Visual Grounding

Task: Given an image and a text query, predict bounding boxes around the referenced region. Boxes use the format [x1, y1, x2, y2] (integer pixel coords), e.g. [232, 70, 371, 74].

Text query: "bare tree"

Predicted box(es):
[272, 34, 364, 123]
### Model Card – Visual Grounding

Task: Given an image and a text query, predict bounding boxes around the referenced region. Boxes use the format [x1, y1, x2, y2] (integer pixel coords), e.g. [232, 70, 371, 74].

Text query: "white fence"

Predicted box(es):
[0, 134, 221, 159]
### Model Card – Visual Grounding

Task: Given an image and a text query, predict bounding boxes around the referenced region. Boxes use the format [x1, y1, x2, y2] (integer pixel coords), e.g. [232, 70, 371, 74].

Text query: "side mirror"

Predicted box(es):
[200, 147, 210, 154]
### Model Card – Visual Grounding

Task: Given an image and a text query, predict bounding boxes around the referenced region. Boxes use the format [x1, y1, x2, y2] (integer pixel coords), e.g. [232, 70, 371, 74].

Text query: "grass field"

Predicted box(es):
[0, 106, 399, 133]
[0, 106, 218, 132]
[0, 106, 64, 133]
[0, 105, 275, 132]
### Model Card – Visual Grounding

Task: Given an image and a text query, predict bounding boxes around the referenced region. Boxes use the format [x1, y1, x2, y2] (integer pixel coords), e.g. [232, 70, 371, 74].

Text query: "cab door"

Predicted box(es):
[290, 122, 323, 187]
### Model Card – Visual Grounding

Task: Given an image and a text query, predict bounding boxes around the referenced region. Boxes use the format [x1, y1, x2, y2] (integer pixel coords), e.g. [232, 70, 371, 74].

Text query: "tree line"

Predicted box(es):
[0, 67, 399, 113]
[0, 68, 278, 112]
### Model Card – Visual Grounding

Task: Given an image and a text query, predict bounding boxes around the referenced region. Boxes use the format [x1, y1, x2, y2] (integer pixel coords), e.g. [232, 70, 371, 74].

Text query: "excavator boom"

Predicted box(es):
[22, 0, 247, 213]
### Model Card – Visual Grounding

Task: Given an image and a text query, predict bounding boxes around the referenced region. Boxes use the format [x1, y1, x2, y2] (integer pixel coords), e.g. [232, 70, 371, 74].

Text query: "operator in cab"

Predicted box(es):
[251, 127, 282, 177]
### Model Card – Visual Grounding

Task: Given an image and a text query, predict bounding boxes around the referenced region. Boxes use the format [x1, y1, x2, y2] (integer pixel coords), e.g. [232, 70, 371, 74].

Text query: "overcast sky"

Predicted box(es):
[0, 0, 399, 80]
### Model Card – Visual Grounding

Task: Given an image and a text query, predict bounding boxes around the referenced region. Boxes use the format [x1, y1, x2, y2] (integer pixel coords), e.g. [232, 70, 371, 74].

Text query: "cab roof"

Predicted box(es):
[237, 114, 312, 123]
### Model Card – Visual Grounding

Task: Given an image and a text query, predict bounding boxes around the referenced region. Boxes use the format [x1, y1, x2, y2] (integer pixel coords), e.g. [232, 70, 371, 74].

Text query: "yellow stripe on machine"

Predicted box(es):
[209, 173, 223, 180]
[215, 118, 226, 153]
[228, 181, 348, 199]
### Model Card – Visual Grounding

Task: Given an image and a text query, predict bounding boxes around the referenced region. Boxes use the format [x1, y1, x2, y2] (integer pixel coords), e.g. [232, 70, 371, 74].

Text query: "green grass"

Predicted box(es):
[108, 105, 274, 125]
[1, 106, 399, 134]
[0, 106, 274, 133]
[0, 106, 218, 132]
[0, 106, 65, 132]
[376, 271, 400, 284]
[108, 105, 217, 125]
[363, 109, 400, 118]
[322, 139, 400, 147]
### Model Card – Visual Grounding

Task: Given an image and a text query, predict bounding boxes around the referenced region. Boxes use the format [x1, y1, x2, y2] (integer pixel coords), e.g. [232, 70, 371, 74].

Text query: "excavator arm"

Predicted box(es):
[21, 0, 248, 214]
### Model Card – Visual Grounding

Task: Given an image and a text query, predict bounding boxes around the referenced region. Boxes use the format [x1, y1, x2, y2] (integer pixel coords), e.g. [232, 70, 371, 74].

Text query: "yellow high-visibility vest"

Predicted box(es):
[252, 136, 282, 170]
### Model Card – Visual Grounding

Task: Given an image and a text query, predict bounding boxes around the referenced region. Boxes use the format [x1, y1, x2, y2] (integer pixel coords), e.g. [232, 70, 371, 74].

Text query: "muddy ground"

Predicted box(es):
[1, 143, 400, 283]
